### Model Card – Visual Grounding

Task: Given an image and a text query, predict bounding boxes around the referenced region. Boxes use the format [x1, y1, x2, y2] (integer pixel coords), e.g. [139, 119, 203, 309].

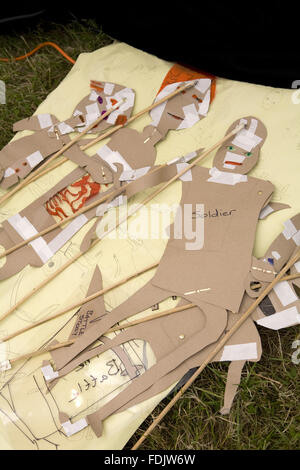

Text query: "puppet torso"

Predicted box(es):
[152, 166, 274, 312]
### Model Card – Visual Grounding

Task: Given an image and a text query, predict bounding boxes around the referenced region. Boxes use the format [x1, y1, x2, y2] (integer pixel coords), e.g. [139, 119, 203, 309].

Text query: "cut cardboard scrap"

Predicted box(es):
[45, 215, 299, 438]
[0, 82, 134, 191]
[52, 116, 281, 371]
[0, 73, 214, 281]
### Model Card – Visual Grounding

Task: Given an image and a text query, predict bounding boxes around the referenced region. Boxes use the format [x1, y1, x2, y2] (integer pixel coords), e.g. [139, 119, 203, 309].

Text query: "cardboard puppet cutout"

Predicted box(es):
[51, 116, 289, 374]
[40, 214, 299, 438]
[0, 68, 214, 281]
[0, 83, 135, 189]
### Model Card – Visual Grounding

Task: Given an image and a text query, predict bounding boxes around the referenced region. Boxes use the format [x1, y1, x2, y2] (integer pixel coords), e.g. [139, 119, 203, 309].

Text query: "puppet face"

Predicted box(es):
[73, 82, 135, 133]
[149, 79, 211, 134]
[213, 117, 267, 175]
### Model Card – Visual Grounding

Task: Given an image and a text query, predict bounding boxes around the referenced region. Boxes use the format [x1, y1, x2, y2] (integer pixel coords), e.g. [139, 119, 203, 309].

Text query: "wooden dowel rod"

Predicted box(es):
[131, 247, 300, 450]
[1, 261, 159, 342]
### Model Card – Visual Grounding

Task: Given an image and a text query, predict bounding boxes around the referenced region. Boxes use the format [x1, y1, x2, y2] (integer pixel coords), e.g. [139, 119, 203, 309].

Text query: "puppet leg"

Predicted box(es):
[85, 304, 227, 437]
[53, 280, 172, 370]
[219, 360, 245, 415]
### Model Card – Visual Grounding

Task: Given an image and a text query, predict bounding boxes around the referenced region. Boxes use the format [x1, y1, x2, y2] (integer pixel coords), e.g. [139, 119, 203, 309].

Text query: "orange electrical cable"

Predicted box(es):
[0, 41, 75, 64]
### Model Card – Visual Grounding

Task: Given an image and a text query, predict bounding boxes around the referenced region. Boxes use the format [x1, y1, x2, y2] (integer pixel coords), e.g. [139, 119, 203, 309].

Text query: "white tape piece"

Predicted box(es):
[198, 87, 211, 116]
[37, 114, 53, 129]
[282, 219, 297, 240]
[119, 166, 151, 182]
[231, 126, 262, 152]
[292, 230, 300, 246]
[167, 150, 197, 166]
[41, 364, 59, 381]
[48, 214, 88, 254]
[26, 150, 43, 169]
[294, 260, 300, 273]
[97, 145, 132, 172]
[62, 418, 88, 437]
[176, 163, 192, 181]
[273, 281, 298, 306]
[0, 360, 11, 372]
[85, 102, 100, 118]
[256, 306, 300, 330]
[104, 83, 115, 95]
[259, 204, 274, 219]
[89, 90, 99, 101]
[194, 78, 211, 94]
[207, 167, 248, 185]
[177, 104, 199, 130]
[106, 88, 134, 125]
[7, 214, 53, 263]
[272, 251, 281, 260]
[4, 167, 15, 177]
[73, 109, 83, 117]
[220, 342, 258, 361]
[58, 122, 74, 135]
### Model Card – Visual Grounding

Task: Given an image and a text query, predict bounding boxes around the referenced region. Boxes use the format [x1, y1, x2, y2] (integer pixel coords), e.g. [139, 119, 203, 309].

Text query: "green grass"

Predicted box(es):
[0, 19, 299, 451]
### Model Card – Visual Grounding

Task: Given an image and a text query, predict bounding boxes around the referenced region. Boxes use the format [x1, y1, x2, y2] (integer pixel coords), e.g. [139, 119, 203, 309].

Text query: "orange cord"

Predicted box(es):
[0, 41, 75, 64]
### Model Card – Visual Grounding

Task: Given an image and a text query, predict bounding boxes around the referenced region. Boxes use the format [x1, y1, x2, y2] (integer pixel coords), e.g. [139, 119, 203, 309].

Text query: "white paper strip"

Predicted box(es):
[41, 364, 59, 381]
[273, 281, 298, 306]
[220, 342, 258, 361]
[208, 167, 248, 185]
[89, 90, 99, 101]
[26, 150, 43, 169]
[292, 230, 300, 246]
[62, 419, 88, 437]
[272, 250, 281, 260]
[256, 306, 300, 330]
[97, 145, 132, 173]
[37, 113, 53, 129]
[4, 167, 15, 177]
[282, 219, 297, 240]
[0, 360, 11, 372]
[48, 214, 88, 254]
[119, 166, 151, 182]
[259, 204, 274, 219]
[232, 128, 262, 152]
[58, 122, 74, 135]
[104, 83, 115, 95]
[176, 163, 192, 181]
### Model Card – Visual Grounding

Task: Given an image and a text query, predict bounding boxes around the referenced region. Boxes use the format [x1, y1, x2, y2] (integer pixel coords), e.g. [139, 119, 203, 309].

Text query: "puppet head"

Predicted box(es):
[213, 117, 267, 175]
[148, 63, 215, 137]
[72, 81, 135, 134]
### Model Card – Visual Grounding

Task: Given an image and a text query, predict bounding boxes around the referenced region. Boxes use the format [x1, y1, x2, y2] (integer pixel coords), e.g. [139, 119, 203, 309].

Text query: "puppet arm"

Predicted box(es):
[259, 202, 290, 220]
[220, 360, 246, 415]
[13, 114, 59, 132]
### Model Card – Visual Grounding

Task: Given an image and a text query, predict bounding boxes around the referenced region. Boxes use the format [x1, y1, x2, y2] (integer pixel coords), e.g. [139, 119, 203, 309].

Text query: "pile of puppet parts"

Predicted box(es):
[0, 65, 299, 447]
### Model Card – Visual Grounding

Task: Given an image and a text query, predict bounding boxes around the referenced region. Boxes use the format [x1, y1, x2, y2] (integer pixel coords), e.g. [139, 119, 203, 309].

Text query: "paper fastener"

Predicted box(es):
[184, 288, 211, 295]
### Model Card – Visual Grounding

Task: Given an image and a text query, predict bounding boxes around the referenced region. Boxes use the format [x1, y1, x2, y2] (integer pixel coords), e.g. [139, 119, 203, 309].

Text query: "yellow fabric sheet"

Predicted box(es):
[0, 42, 299, 450]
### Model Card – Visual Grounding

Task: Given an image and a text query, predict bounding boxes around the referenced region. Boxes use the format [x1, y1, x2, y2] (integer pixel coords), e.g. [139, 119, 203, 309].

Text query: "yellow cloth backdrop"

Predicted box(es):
[0, 42, 299, 450]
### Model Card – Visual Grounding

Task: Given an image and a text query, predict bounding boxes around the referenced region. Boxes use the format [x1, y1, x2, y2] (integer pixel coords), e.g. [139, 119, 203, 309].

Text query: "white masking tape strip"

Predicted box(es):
[232, 128, 262, 152]
[119, 166, 151, 182]
[62, 419, 88, 437]
[48, 214, 89, 254]
[89, 90, 99, 101]
[177, 104, 199, 130]
[273, 281, 298, 306]
[104, 83, 115, 95]
[0, 360, 11, 372]
[198, 87, 211, 116]
[26, 150, 43, 169]
[294, 260, 300, 273]
[194, 78, 211, 94]
[37, 113, 53, 129]
[259, 204, 274, 219]
[208, 167, 248, 185]
[292, 230, 300, 246]
[167, 151, 197, 166]
[272, 251, 281, 260]
[4, 167, 15, 177]
[106, 88, 134, 124]
[249, 118, 258, 134]
[41, 364, 59, 381]
[282, 219, 297, 239]
[220, 342, 258, 361]
[58, 122, 74, 135]
[176, 163, 192, 181]
[73, 109, 83, 117]
[256, 306, 300, 330]
[97, 145, 132, 173]
[85, 102, 100, 118]
[7, 214, 53, 263]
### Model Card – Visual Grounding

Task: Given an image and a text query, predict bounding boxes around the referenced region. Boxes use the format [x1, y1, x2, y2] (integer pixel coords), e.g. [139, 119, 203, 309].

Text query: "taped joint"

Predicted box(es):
[184, 287, 211, 295]
[252, 266, 276, 275]
[41, 364, 59, 381]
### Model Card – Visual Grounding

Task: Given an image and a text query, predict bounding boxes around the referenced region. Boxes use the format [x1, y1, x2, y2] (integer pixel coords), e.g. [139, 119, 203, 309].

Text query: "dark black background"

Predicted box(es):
[0, 4, 299, 88]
